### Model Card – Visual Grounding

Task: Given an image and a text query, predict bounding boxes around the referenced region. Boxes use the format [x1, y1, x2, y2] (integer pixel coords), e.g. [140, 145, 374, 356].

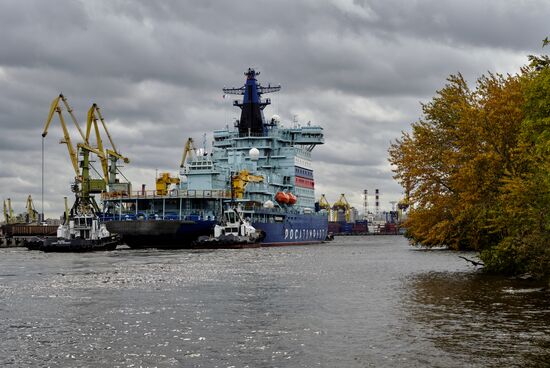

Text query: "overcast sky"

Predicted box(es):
[0, 0, 547, 217]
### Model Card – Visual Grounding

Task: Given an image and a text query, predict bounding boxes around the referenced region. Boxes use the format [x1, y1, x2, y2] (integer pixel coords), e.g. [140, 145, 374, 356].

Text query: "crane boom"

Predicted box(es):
[180, 138, 197, 168]
[42, 94, 85, 140]
[88, 104, 118, 153]
[41, 94, 86, 178]
[86, 104, 130, 187]
[86, 105, 108, 180]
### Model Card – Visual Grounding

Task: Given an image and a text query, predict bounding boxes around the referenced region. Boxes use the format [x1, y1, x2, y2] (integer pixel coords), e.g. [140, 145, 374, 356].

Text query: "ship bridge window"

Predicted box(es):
[78, 218, 91, 226]
[226, 212, 236, 223]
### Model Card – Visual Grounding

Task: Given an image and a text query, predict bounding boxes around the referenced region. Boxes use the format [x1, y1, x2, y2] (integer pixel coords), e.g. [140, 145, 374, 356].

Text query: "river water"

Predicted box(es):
[0, 236, 548, 367]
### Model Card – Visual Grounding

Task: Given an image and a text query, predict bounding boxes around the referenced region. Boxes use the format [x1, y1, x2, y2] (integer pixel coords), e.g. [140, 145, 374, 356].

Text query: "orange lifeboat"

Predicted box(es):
[287, 192, 297, 205]
[275, 191, 289, 204]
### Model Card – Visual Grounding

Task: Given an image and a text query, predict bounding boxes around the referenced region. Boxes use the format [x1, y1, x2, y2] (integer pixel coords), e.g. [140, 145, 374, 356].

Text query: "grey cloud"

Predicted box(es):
[0, 0, 546, 215]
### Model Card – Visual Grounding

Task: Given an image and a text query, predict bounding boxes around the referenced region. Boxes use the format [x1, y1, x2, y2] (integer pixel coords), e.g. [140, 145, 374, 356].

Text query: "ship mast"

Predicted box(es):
[223, 68, 281, 137]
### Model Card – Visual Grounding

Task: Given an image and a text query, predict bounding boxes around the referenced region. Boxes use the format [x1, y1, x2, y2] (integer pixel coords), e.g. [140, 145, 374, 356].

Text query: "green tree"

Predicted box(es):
[481, 67, 550, 277]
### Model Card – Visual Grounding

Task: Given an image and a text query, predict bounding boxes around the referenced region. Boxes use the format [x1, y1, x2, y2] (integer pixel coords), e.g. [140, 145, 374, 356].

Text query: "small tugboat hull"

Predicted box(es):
[39, 235, 120, 252]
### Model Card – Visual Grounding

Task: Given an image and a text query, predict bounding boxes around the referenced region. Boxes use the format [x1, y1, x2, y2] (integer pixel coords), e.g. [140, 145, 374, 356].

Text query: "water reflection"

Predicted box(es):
[1, 237, 549, 367]
[404, 272, 550, 367]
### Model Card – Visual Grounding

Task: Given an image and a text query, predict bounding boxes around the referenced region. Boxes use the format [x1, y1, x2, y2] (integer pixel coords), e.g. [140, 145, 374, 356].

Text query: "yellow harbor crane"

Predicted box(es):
[42, 94, 125, 215]
[42, 95, 106, 196]
[332, 193, 351, 222]
[3, 198, 14, 224]
[231, 170, 264, 199]
[318, 194, 331, 211]
[42, 95, 130, 193]
[25, 195, 39, 223]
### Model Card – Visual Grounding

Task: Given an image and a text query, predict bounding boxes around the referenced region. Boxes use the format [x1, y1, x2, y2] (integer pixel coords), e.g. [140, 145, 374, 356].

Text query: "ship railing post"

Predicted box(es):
[179, 196, 182, 220]
[162, 198, 165, 220]
[135, 198, 138, 217]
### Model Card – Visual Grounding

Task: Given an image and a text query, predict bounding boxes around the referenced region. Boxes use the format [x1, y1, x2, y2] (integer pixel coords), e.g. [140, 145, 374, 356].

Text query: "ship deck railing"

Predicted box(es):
[98, 210, 218, 222]
[101, 189, 232, 201]
[223, 200, 327, 217]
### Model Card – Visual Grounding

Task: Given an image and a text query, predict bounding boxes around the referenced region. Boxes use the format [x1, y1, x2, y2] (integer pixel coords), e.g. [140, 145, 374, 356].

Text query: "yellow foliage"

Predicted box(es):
[390, 62, 550, 278]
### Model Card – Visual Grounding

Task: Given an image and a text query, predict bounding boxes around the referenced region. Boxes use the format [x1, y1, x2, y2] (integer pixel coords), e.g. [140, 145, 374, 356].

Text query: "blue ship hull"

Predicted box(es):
[104, 213, 327, 248]
[254, 213, 328, 245]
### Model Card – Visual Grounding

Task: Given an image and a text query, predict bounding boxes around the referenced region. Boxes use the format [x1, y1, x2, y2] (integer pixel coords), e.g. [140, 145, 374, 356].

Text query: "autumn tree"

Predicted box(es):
[389, 73, 525, 250]
[481, 67, 550, 277]
[389, 50, 550, 279]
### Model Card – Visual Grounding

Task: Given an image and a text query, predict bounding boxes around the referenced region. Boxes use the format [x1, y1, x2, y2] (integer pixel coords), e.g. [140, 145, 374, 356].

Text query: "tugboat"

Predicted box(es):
[40, 213, 119, 252]
[39, 194, 120, 252]
[39, 164, 121, 252]
[193, 205, 265, 248]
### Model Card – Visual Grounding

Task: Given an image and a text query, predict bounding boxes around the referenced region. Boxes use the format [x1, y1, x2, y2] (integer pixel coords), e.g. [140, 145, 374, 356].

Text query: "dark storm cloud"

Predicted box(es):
[0, 0, 546, 215]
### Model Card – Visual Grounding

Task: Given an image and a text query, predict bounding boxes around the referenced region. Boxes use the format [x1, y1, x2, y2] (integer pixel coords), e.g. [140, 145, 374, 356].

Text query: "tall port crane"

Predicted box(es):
[43, 96, 130, 190]
[42, 95, 111, 215]
[3, 198, 13, 224]
[25, 195, 38, 223]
